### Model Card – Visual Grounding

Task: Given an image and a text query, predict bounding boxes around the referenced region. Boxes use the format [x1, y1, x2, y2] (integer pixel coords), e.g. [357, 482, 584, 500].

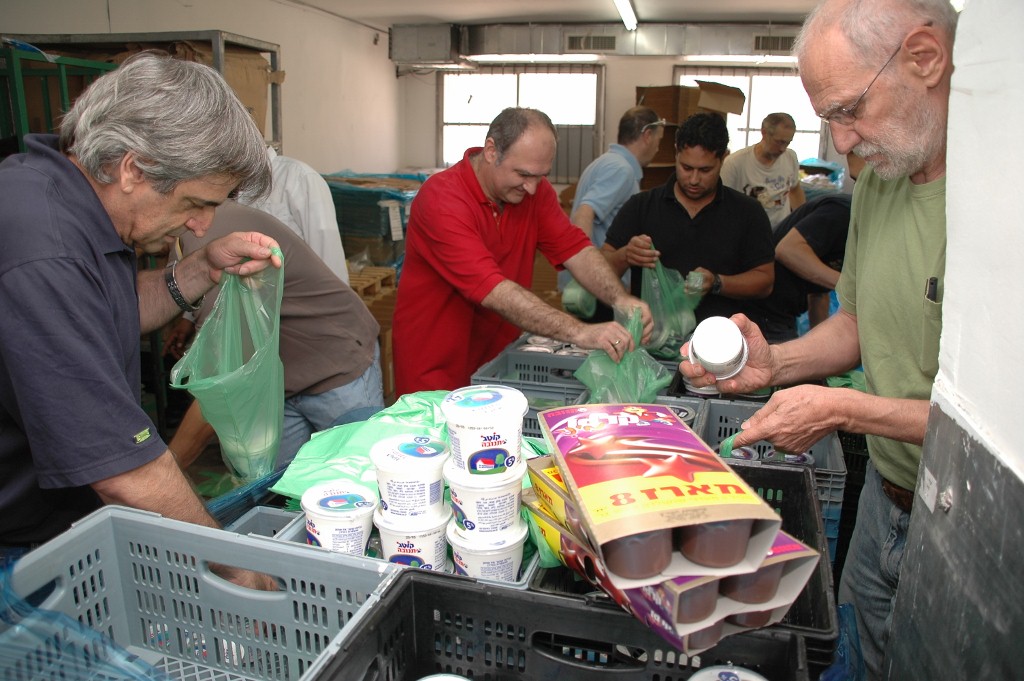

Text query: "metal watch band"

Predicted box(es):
[711, 273, 723, 295]
[165, 261, 204, 313]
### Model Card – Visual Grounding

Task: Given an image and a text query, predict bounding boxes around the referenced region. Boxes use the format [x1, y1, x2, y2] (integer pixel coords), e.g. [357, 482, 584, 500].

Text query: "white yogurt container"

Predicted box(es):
[446, 518, 528, 583]
[444, 457, 526, 540]
[373, 507, 449, 571]
[370, 434, 450, 523]
[301, 480, 378, 556]
[689, 316, 748, 380]
[689, 665, 769, 681]
[440, 385, 528, 477]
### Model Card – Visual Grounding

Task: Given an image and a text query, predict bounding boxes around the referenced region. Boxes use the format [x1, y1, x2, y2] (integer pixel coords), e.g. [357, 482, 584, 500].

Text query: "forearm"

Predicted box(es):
[564, 246, 630, 307]
[138, 251, 214, 333]
[771, 308, 861, 385]
[839, 389, 930, 445]
[92, 449, 220, 529]
[778, 245, 840, 289]
[716, 267, 774, 300]
[482, 280, 589, 344]
[600, 243, 630, 277]
[569, 204, 596, 240]
[806, 292, 831, 327]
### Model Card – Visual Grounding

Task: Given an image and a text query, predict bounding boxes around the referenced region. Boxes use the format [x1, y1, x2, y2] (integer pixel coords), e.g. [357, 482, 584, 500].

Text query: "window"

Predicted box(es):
[441, 65, 602, 183]
[672, 66, 825, 163]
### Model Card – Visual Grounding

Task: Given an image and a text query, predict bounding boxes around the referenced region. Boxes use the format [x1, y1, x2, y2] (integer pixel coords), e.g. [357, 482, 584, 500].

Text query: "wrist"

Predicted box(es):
[165, 261, 205, 313]
[710, 273, 723, 295]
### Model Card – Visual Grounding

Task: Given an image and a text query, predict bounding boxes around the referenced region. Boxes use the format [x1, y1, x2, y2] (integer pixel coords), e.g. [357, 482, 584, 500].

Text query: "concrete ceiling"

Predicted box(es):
[298, 0, 817, 31]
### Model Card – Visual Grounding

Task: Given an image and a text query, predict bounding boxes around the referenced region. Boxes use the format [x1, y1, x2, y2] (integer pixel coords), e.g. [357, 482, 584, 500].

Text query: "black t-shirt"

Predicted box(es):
[605, 175, 774, 322]
[751, 194, 852, 336]
[0, 135, 167, 545]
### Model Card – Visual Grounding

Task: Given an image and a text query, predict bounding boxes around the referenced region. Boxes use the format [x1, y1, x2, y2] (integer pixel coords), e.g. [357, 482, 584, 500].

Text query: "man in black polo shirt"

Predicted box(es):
[0, 52, 278, 589]
[602, 113, 774, 324]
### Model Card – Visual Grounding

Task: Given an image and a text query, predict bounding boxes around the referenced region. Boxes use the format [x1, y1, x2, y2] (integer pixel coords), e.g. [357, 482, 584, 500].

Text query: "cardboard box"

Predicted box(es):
[539, 403, 781, 589]
[636, 82, 746, 124]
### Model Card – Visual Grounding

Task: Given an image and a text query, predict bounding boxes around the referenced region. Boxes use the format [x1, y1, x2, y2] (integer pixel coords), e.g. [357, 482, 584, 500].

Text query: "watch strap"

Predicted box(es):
[165, 262, 204, 313]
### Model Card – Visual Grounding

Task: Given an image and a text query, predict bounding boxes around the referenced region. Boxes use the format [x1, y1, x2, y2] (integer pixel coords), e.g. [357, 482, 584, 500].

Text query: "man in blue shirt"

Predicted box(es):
[561, 106, 665, 320]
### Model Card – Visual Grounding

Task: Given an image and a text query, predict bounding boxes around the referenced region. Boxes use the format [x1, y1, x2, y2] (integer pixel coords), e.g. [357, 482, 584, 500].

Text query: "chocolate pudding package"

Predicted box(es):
[539, 403, 781, 588]
[525, 491, 816, 655]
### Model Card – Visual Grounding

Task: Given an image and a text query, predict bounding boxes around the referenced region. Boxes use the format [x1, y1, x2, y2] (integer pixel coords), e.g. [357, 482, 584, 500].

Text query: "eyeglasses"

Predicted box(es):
[642, 118, 668, 133]
[818, 43, 902, 126]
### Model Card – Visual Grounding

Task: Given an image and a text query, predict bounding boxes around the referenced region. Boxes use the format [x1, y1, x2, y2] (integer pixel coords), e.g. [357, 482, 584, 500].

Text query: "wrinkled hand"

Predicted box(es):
[574, 322, 634, 363]
[679, 314, 774, 392]
[204, 232, 282, 283]
[624, 234, 660, 268]
[162, 317, 196, 359]
[732, 384, 842, 452]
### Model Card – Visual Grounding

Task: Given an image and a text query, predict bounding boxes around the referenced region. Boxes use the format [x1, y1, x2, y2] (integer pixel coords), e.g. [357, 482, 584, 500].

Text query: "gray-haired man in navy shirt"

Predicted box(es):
[0, 52, 279, 589]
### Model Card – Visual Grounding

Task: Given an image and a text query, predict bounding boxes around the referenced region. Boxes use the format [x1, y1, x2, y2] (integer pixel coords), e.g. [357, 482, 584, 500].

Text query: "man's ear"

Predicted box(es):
[116, 152, 147, 193]
[904, 25, 949, 89]
[482, 138, 500, 164]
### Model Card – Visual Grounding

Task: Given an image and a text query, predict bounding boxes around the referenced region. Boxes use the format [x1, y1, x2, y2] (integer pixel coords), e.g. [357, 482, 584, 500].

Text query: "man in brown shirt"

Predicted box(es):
[166, 200, 382, 469]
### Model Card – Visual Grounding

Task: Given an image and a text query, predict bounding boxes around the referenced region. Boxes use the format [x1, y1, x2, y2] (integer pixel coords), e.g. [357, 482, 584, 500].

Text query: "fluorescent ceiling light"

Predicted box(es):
[472, 53, 603, 63]
[680, 54, 798, 65]
[613, 0, 638, 31]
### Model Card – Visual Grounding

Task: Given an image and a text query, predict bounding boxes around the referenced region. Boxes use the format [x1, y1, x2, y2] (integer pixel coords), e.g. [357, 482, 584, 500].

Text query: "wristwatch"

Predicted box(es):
[165, 261, 205, 313]
[711, 273, 723, 295]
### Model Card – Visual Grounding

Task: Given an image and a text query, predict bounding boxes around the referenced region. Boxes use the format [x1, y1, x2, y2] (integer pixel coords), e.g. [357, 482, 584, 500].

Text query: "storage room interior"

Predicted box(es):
[2, 0, 1022, 679]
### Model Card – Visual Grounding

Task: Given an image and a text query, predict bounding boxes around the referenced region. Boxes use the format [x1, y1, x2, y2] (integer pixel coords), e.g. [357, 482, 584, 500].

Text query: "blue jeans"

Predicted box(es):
[838, 460, 910, 681]
[277, 343, 384, 468]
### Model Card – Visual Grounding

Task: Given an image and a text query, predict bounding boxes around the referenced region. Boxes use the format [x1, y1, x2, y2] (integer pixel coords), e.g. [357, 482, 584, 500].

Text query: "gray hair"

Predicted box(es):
[486, 107, 557, 163]
[762, 112, 796, 134]
[794, 0, 958, 70]
[59, 51, 271, 200]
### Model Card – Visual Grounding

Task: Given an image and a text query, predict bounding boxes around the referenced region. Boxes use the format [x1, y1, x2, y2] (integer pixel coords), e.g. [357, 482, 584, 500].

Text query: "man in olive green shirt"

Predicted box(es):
[678, 0, 956, 677]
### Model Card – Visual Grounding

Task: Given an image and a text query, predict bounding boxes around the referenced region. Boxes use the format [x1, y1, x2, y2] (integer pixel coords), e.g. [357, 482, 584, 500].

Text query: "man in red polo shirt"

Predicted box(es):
[394, 107, 652, 395]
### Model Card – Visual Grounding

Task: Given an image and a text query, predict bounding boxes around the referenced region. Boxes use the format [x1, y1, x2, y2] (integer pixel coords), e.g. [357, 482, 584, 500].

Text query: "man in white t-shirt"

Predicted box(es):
[721, 112, 806, 228]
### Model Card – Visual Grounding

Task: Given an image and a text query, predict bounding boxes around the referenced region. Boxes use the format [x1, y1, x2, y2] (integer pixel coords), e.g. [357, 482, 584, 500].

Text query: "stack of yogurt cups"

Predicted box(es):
[439, 385, 531, 583]
[370, 433, 453, 571]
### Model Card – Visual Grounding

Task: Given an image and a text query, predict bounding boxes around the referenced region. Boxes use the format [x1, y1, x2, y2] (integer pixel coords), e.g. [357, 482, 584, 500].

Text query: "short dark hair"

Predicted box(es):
[762, 112, 796, 134]
[486, 107, 557, 162]
[617, 106, 661, 145]
[675, 113, 729, 159]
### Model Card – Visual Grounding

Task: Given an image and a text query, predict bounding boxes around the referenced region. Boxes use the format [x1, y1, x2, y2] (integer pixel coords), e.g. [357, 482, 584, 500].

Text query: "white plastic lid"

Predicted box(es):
[300, 480, 378, 518]
[370, 434, 449, 473]
[440, 385, 529, 426]
[688, 665, 769, 681]
[445, 516, 528, 552]
[691, 316, 744, 364]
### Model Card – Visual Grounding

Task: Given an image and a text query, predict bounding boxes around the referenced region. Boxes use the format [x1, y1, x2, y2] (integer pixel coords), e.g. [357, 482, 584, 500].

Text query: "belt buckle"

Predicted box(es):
[881, 478, 914, 513]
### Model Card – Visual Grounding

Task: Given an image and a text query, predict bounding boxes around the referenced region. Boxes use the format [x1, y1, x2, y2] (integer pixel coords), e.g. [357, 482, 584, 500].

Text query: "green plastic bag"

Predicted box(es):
[573, 308, 672, 403]
[561, 277, 597, 319]
[170, 250, 285, 482]
[641, 259, 702, 359]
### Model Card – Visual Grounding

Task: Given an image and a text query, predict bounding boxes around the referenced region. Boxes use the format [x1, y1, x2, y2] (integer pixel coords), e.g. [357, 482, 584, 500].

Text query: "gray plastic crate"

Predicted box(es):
[6, 506, 399, 681]
[225, 505, 299, 537]
[693, 398, 846, 561]
[272, 510, 540, 590]
[572, 392, 707, 429]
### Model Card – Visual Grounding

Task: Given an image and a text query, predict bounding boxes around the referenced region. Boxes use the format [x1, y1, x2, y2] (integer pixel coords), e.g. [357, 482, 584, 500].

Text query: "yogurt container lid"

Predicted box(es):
[691, 316, 745, 365]
[443, 455, 527, 489]
[688, 666, 769, 681]
[301, 480, 378, 517]
[370, 434, 450, 472]
[526, 335, 561, 347]
[440, 385, 529, 424]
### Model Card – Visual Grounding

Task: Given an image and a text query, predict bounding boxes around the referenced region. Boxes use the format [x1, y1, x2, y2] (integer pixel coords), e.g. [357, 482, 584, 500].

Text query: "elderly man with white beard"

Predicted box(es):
[677, 0, 956, 677]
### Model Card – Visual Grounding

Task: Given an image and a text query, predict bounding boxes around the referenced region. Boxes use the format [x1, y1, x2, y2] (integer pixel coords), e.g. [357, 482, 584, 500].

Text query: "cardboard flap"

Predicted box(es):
[694, 80, 746, 114]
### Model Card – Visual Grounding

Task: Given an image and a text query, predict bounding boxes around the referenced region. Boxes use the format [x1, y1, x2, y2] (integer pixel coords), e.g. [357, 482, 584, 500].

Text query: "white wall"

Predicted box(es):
[934, 0, 1024, 479]
[5, 0, 402, 174]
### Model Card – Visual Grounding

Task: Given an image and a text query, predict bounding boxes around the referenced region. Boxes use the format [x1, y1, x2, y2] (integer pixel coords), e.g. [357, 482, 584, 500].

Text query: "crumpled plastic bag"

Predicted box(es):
[561, 277, 597, 319]
[573, 308, 672, 403]
[641, 258, 701, 359]
[170, 250, 285, 482]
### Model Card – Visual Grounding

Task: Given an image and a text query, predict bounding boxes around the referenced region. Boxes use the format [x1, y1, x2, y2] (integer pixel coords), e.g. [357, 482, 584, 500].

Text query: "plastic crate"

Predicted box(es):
[693, 399, 846, 561]
[307, 569, 810, 681]
[530, 461, 837, 650]
[572, 392, 707, 431]
[225, 505, 302, 538]
[5, 506, 400, 681]
[269, 511, 540, 591]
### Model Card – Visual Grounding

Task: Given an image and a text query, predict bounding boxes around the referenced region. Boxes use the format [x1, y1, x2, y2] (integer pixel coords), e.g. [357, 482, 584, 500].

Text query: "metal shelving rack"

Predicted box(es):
[5, 30, 283, 150]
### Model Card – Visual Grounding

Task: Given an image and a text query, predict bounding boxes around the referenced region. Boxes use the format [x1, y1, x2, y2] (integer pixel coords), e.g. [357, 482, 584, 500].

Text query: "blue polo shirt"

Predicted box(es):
[0, 134, 167, 545]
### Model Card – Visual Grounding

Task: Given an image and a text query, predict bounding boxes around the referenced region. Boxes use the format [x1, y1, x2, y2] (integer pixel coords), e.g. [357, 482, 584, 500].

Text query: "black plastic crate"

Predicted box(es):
[311, 569, 809, 680]
[531, 461, 837, 650]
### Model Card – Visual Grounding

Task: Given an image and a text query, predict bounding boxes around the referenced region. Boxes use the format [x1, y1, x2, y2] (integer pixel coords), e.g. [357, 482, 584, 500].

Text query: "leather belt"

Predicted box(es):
[881, 477, 914, 513]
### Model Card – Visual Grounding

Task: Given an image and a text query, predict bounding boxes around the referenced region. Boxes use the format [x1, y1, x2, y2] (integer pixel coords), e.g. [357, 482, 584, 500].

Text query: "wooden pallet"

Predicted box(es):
[347, 266, 397, 299]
